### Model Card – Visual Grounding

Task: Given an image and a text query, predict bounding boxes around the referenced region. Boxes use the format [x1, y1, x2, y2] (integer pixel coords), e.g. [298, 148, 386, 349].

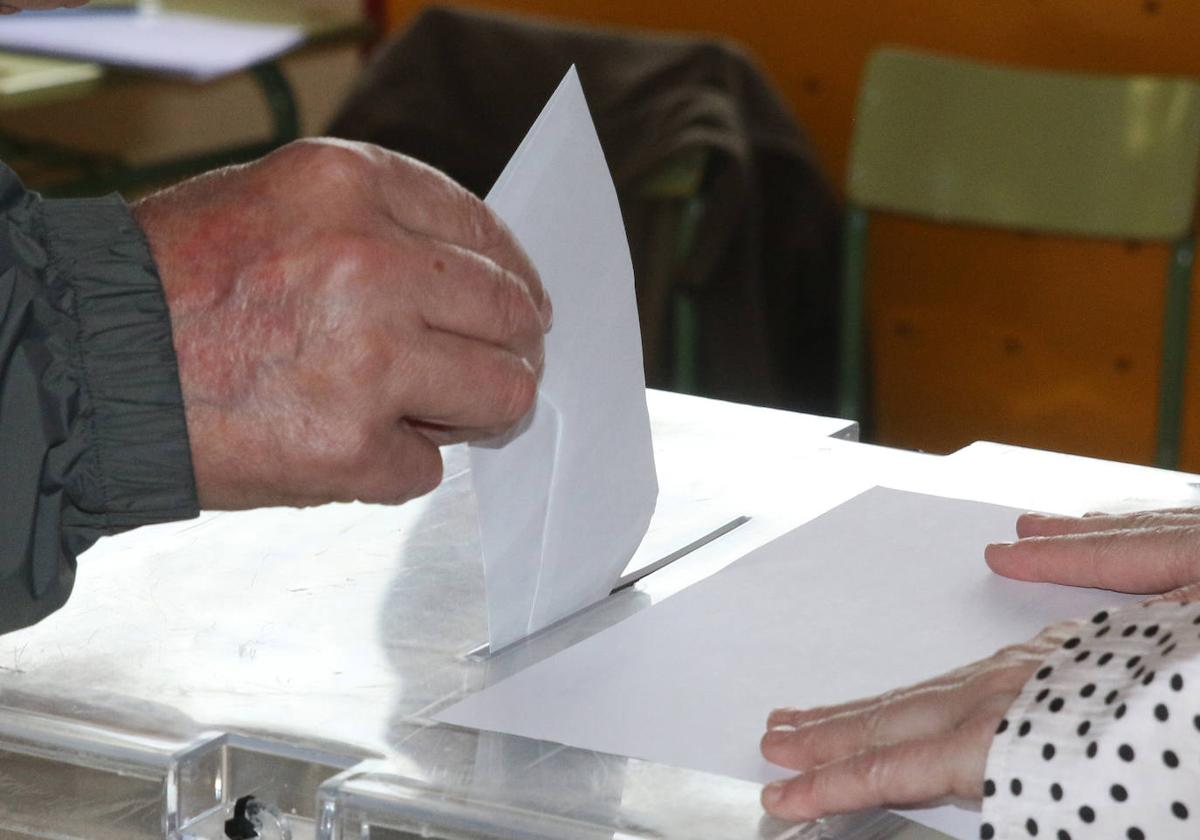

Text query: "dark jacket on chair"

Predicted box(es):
[329, 6, 843, 414]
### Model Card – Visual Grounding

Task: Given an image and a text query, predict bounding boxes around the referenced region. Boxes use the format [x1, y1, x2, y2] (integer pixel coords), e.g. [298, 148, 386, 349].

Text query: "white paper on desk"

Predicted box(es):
[440, 487, 1138, 839]
[0, 11, 303, 82]
[470, 68, 658, 651]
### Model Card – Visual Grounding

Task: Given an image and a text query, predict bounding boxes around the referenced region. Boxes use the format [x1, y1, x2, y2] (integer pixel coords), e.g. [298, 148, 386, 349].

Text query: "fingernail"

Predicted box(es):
[540, 295, 553, 331]
[762, 782, 784, 808]
[762, 726, 796, 748]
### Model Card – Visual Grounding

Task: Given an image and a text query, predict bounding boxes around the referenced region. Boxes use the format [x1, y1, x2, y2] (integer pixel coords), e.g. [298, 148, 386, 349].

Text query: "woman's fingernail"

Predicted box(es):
[762, 782, 785, 808]
[762, 725, 796, 748]
[540, 295, 553, 330]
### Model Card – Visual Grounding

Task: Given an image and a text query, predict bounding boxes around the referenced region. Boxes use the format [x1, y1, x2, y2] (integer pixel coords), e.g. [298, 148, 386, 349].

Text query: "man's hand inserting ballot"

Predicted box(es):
[134, 139, 551, 510]
[762, 506, 1200, 824]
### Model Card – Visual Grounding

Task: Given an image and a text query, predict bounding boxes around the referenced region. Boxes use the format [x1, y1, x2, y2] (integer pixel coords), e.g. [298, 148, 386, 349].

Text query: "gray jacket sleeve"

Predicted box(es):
[0, 163, 198, 634]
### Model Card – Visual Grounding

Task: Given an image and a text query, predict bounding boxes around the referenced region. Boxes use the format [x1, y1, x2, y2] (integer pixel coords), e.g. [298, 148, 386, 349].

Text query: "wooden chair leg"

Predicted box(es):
[838, 206, 870, 422]
[1155, 235, 1195, 469]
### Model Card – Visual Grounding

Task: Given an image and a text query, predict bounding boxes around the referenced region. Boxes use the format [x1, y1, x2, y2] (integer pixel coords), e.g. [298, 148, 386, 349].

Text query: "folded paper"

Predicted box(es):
[470, 68, 658, 651]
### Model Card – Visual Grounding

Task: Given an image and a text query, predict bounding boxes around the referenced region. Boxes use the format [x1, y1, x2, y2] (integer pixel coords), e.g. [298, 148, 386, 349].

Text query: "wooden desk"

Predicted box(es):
[0, 0, 369, 196]
[0, 52, 100, 110]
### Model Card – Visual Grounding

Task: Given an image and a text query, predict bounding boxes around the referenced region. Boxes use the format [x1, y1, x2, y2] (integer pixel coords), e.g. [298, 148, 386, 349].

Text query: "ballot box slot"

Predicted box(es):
[465, 515, 750, 661]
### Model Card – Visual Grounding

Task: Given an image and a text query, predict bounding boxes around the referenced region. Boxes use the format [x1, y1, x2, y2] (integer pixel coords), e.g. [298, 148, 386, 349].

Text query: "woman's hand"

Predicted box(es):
[760, 622, 1075, 821]
[762, 505, 1200, 821]
[986, 508, 1200, 594]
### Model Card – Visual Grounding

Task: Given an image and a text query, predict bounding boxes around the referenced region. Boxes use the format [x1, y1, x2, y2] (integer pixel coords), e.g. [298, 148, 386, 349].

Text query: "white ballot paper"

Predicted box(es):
[0, 11, 303, 82]
[440, 487, 1138, 839]
[471, 68, 658, 651]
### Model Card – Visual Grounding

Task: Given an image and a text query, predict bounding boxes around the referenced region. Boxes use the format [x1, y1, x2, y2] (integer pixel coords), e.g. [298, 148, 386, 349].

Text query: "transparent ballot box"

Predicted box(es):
[0, 392, 957, 839]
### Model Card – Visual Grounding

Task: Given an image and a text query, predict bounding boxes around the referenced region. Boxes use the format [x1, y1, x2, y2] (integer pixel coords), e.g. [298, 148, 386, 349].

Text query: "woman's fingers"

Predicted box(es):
[985, 526, 1200, 593]
[1016, 510, 1200, 539]
[762, 666, 1026, 771]
[760, 623, 1074, 822]
[762, 712, 996, 821]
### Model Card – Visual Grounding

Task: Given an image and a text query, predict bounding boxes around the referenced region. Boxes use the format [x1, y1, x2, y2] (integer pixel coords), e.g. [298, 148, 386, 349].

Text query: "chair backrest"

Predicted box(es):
[848, 48, 1200, 240]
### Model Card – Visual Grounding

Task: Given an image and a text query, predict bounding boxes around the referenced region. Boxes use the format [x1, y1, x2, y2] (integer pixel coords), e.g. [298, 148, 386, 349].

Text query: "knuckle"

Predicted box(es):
[285, 138, 372, 190]
[1166, 528, 1200, 583]
[860, 751, 894, 801]
[861, 703, 889, 742]
[490, 270, 538, 341]
[315, 232, 381, 291]
[786, 728, 822, 766]
[460, 191, 507, 253]
[342, 334, 390, 384]
[784, 774, 816, 812]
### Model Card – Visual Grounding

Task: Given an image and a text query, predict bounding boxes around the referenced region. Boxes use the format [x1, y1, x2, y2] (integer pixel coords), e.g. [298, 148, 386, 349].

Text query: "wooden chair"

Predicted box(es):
[840, 47, 1200, 466]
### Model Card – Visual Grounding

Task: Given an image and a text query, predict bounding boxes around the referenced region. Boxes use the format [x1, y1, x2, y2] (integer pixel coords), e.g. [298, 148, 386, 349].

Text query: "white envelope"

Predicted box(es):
[470, 68, 659, 651]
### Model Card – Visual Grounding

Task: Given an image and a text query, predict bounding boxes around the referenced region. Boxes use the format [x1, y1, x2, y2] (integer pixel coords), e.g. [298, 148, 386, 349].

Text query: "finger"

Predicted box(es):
[762, 715, 993, 821]
[369, 149, 551, 327]
[413, 237, 545, 372]
[766, 682, 946, 731]
[985, 526, 1200, 593]
[409, 419, 507, 447]
[762, 690, 961, 772]
[293, 422, 443, 506]
[1016, 511, 1200, 539]
[397, 331, 538, 432]
[762, 670, 1023, 772]
[348, 423, 444, 504]
[1084, 505, 1200, 517]
[765, 649, 1024, 729]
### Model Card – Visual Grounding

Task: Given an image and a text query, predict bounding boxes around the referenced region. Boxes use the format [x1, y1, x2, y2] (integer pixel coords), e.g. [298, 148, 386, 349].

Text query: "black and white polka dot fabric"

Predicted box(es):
[982, 600, 1200, 839]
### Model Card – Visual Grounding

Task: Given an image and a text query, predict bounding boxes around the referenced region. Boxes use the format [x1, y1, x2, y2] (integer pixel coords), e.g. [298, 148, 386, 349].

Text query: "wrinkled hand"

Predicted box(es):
[986, 507, 1200, 596]
[762, 505, 1200, 822]
[135, 139, 551, 510]
[760, 622, 1077, 821]
[0, 1, 89, 11]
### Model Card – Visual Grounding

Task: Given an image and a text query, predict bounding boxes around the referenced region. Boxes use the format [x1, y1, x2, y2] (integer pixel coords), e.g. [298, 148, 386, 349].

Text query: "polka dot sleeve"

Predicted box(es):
[981, 601, 1200, 840]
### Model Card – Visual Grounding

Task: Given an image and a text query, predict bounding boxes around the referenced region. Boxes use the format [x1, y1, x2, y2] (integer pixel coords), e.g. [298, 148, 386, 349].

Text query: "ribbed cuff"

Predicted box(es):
[41, 194, 199, 530]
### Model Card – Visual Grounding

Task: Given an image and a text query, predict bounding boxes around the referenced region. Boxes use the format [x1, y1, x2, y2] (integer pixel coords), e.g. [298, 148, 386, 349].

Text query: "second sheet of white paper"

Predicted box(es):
[440, 487, 1137, 839]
